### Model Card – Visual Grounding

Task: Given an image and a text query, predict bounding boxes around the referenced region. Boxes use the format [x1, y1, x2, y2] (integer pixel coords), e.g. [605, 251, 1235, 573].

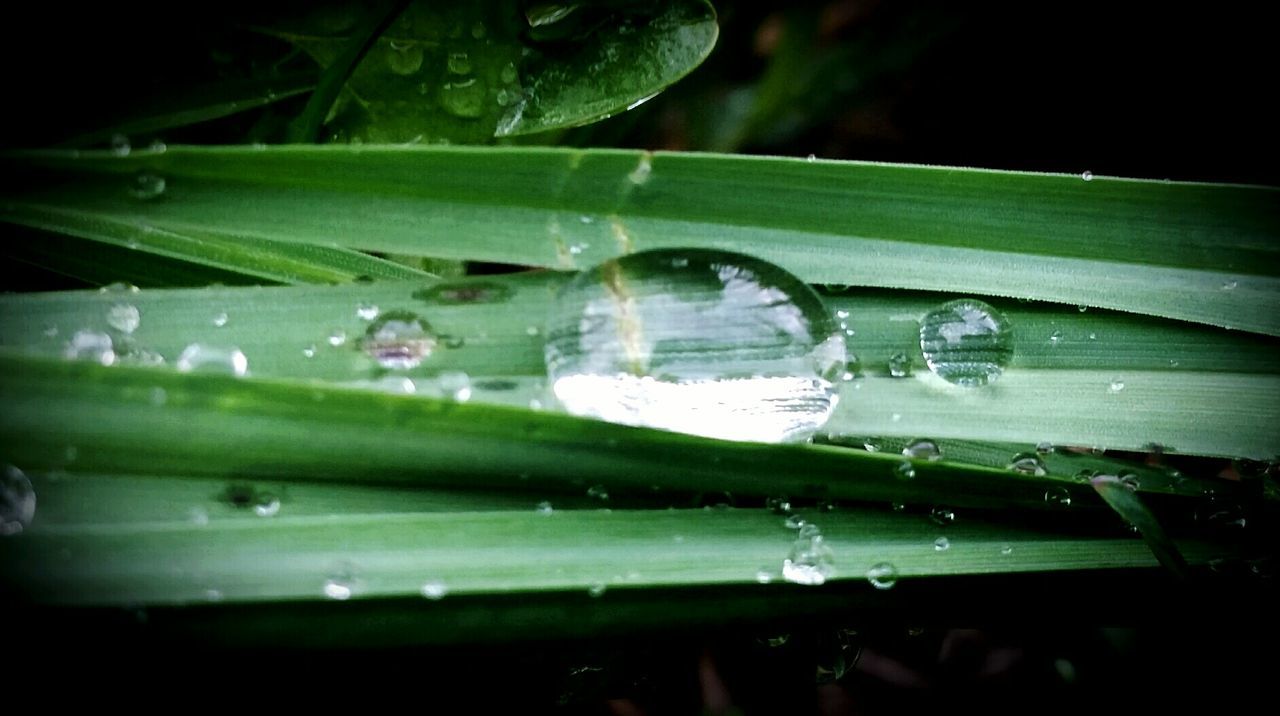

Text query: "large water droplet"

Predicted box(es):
[440, 78, 486, 118]
[362, 311, 437, 369]
[387, 40, 424, 75]
[65, 331, 116, 365]
[782, 534, 835, 586]
[866, 562, 898, 589]
[106, 304, 140, 334]
[2, 465, 36, 536]
[919, 299, 1013, 387]
[175, 344, 248, 376]
[1044, 486, 1072, 508]
[1007, 452, 1047, 476]
[544, 249, 846, 443]
[902, 439, 942, 461]
[129, 171, 166, 200]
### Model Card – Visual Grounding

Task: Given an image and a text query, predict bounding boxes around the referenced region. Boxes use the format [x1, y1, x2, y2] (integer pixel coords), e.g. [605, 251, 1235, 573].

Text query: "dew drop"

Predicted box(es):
[866, 562, 898, 590]
[783, 534, 835, 586]
[806, 154, 817, 162]
[175, 344, 248, 376]
[439, 370, 471, 401]
[128, 171, 166, 200]
[1221, 280, 1239, 291]
[98, 282, 140, 295]
[755, 568, 774, 584]
[766, 496, 792, 515]
[106, 304, 140, 334]
[1036, 441, 1054, 454]
[544, 249, 846, 443]
[386, 40, 424, 75]
[65, 331, 116, 365]
[1007, 452, 1047, 476]
[361, 311, 436, 369]
[323, 579, 353, 601]
[420, 580, 448, 600]
[302, 344, 316, 358]
[894, 461, 916, 481]
[919, 299, 1013, 387]
[536, 500, 554, 515]
[933, 536, 950, 552]
[798, 523, 822, 540]
[887, 352, 911, 378]
[1000, 545, 1014, 556]
[902, 439, 942, 461]
[253, 492, 281, 517]
[587, 484, 609, 501]
[784, 514, 807, 530]
[1109, 379, 1125, 393]
[1044, 486, 1072, 508]
[1081, 171, 1094, 181]
[212, 312, 228, 328]
[440, 78, 486, 118]
[929, 506, 955, 525]
[356, 303, 380, 321]
[1, 465, 36, 536]
[1049, 330, 1063, 346]
[110, 134, 131, 156]
[587, 581, 607, 597]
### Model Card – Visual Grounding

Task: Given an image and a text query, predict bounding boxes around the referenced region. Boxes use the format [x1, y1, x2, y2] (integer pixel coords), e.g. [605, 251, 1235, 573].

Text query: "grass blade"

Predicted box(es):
[1091, 474, 1189, 579]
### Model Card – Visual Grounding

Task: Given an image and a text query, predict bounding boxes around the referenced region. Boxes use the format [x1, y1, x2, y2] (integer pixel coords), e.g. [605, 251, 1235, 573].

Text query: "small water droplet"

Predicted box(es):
[919, 299, 1013, 387]
[447, 51, 472, 75]
[587, 484, 609, 501]
[302, 344, 317, 358]
[798, 523, 822, 540]
[783, 534, 835, 586]
[420, 580, 448, 600]
[189, 506, 209, 526]
[1109, 379, 1125, 393]
[254, 492, 281, 517]
[106, 304, 140, 334]
[755, 568, 774, 584]
[98, 282, 140, 295]
[1044, 486, 1072, 508]
[150, 387, 167, 405]
[1081, 171, 1093, 181]
[894, 461, 916, 481]
[887, 352, 911, 378]
[65, 331, 116, 365]
[1221, 280, 1238, 291]
[929, 506, 955, 525]
[323, 579, 353, 600]
[2, 465, 36, 536]
[866, 562, 898, 590]
[902, 439, 942, 461]
[525, 325, 541, 337]
[934, 536, 950, 552]
[536, 501, 554, 515]
[212, 312, 228, 328]
[1007, 453, 1047, 476]
[43, 325, 58, 338]
[110, 134, 131, 156]
[361, 311, 436, 369]
[440, 78, 486, 118]
[175, 344, 248, 376]
[386, 40, 424, 75]
[128, 171, 166, 200]
[1000, 545, 1014, 556]
[438, 370, 471, 402]
[1077, 305, 1089, 312]
[356, 303, 380, 321]
[1049, 330, 1063, 346]
[806, 154, 817, 162]
[545, 250, 846, 443]
[784, 514, 807, 530]
[1035, 441, 1054, 455]
[891, 501, 907, 512]
[767, 496, 792, 515]
[587, 581, 607, 597]
[414, 282, 512, 305]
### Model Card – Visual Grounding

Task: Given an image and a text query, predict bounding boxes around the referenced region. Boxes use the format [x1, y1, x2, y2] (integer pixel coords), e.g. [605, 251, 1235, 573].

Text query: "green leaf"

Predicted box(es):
[3, 146, 1274, 332]
[1091, 474, 1189, 579]
[2, 201, 432, 285]
[267, 1, 717, 142]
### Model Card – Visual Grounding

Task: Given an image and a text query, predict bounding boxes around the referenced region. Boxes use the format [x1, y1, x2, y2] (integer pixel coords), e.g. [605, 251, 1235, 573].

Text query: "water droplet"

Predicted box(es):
[929, 506, 955, 525]
[1221, 280, 1238, 291]
[98, 282, 140, 295]
[894, 461, 916, 481]
[438, 370, 471, 401]
[110, 134, 131, 156]
[420, 580, 448, 600]
[806, 154, 817, 162]
[767, 496, 792, 515]
[526, 325, 541, 337]
[147, 139, 167, 154]
[866, 562, 898, 590]
[919, 299, 1013, 387]
[1109, 379, 1125, 393]
[536, 501, 554, 515]
[891, 501, 906, 512]
[175, 344, 248, 376]
[254, 492, 281, 517]
[1, 465, 36, 536]
[212, 312, 228, 328]
[43, 325, 58, 338]
[65, 331, 116, 365]
[500, 62, 518, 84]
[1119, 472, 1140, 491]
[755, 568, 774, 584]
[302, 344, 316, 358]
[1081, 171, 1093, 181]
[440, 78, 486, 118]
[386, 40, 424, 75]
[887, 352, 911, 378]
[1044, 486, 1072, 508]
[798, 523, 822, 539]
[544, 249, 846, 443]
[150, 387, 167, 405]
[783, 534, 835, 586]
[189, 506, 209, 525]
[1007, 453, 1047, 476]
[784, 514, 806, 530]
[356, 303, 380, 321]
[587, 484, 609, 501]
[1000, 545, 1014, 556]
[1077, 305, 1089, 312]
[323, 579, 354, 600]
[627, 152, 652, 185]
[587, 581, 607, 597]
[933, 536, 950, 552]
[1036, 441, 1054, 454]
[1049, 330, 1063, 346]
[902, 439, 942, 461]
[128, 171, 166, 200]
[446, 51, 472, 75]
[106, 304, 140, 334]
[361, 311, 436, 369]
